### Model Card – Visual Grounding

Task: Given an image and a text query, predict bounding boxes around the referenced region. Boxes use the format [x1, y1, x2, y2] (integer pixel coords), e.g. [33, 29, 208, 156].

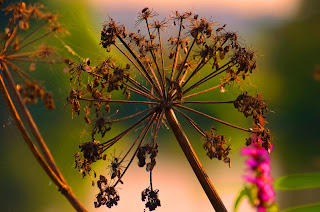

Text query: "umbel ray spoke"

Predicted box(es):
[113, 43, 154, 90]
[173, 107, 206, 137]
[77, 97, 157, 105]
[115, 34, 162, 96]
[112, 107, 154, 123]
[181, 83, 223, 100]
[176, 104, 253, 132]
[114, 112, 157, 187]
[118, 112, 155, 164]
[100, 107, 157, 148]
[177, 100, 234, 105]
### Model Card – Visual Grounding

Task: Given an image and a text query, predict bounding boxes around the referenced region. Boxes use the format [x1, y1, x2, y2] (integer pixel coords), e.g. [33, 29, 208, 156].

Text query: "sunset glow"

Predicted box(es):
[92, 0, 300, 19]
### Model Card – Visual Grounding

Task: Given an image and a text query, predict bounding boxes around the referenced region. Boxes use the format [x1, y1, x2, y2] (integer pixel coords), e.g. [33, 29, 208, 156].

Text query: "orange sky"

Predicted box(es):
[92, 0, 301, 19]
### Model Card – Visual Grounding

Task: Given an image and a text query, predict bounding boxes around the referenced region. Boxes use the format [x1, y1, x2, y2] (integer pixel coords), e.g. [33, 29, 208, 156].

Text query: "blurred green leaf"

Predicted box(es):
[267, 203, 280, 212]
[281, 203, 320, 212]
[275, 172, 320, 190]
[234, 186, 256, 211]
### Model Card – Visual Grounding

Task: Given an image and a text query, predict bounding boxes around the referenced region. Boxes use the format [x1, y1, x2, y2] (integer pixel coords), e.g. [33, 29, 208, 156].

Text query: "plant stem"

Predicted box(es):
[0, 73, 88, 212]
[1, 62, 66, 183]
[165, 108, 227, 212]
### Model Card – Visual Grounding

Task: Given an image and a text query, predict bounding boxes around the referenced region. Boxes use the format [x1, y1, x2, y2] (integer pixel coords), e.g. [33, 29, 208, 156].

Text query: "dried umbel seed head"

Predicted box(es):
[90, 113, 113, 139]
[74, 140, 106, 178]
[1, 2, 64, 112]
[203, 129, 231, 167]
[234, 92, 268, 124]
[137, 142, 158, 171]
[16, 81, 55, 110]
[66, 7, 271, 211]
[80, 140, 104, 163]
[141, 187, 161, 211]
[95, 175, 120, 208]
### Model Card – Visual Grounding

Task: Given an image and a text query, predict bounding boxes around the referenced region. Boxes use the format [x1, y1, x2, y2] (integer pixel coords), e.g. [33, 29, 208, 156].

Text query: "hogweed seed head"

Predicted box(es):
[0, 2, 65, 110]
[67, 7, 272, 210]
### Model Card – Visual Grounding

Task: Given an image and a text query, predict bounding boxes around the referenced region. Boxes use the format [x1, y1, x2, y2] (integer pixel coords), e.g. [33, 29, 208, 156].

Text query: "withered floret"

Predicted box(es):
[141, 187, 161, 211]
[203, 129, 231, 167]
[95, 175, 120, 208]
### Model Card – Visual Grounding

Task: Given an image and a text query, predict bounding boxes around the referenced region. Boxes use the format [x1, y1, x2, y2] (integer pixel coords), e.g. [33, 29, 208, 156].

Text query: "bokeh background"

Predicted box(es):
[1, 0, 320, 211]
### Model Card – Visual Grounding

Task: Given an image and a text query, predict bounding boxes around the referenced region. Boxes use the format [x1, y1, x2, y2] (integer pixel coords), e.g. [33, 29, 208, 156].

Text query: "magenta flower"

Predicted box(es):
[241, 137, 275, 211]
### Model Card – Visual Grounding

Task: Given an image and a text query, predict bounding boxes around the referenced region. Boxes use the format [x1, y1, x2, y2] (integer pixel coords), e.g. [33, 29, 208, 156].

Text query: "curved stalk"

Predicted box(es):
[165, 108, 227, 212]
[1, 62, 66, 183]
[0, 73, 88, 212]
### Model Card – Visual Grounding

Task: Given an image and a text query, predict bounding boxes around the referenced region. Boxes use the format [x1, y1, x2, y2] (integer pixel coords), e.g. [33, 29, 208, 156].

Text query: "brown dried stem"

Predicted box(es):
[1, 62, 65, 183]
[165, 108, 227, 211]
[0, 70, 88, 212]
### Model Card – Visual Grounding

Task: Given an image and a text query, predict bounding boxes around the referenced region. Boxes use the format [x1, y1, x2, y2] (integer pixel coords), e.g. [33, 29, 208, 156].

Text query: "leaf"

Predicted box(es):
[234, 186, 256, 211]
[267, 203, 280, 212]
[281, 202, 320, 212]
[275, 172, 320, 190]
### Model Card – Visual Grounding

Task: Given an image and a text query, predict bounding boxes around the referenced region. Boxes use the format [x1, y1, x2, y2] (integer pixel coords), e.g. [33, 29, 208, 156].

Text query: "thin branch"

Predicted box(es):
[127, 76, 151, 95]
[146, 62, 162, 95]
[183, 59, 236, 95]
[151, 108, 164, 144]
[181, 56, 207, 88]
[8, 58, 63, 64]
[145, 18, 165, 93]
[19, 20, 49, 45]
[124, 82, 160, 101]
[182, 84, 222, 100]
[5, 60, 35, 82]
[112, 107, 154, 123]
[100, 108, 156, 147]
[176, 104, 253, 132]
[118, 110, 155, 164]
[175, 36, 196, 82]
[6, 52, 36, 59]
[170, 19, 183, 81]
[172, 107, 206, 136]
[1, 62, 66, 183]
[179, 100, 234, 104]
[114, 112, 156, 187]
[150, 170, 153, 190]
[115, 34, 161, 96]
[78, 97, 157, 105]
[157, 28, 166, 96]
[2, 26, 19, 53]
[6, 31, 54, 55]
[0, 71, 88, 212]
[113, 43, 153, 88]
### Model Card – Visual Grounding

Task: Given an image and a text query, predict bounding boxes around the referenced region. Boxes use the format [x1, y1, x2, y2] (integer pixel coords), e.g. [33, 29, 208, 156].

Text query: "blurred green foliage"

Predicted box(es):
[275, 172, 320, 190]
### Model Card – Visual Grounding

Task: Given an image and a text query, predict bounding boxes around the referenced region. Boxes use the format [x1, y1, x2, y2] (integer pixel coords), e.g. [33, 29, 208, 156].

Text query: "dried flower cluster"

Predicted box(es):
[95, 175, 120, 208]
[0, 2, 64, 109]
[242, 137, 275, 212]
[203, 128, 231, 167]
[234, 92, 272, 152]
[141, 187, 161, 211]
[66, 7, 272, 210]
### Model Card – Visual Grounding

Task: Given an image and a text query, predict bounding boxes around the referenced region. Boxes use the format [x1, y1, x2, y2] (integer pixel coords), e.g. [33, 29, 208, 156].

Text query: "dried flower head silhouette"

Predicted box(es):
[67, 8, 272, 211]
[0, 2, 87, 211]
[0, 2, 65, 109]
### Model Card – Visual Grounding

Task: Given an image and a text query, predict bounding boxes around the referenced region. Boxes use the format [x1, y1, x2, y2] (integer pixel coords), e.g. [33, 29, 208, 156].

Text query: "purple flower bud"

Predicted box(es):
[242, 137, 275, 210]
